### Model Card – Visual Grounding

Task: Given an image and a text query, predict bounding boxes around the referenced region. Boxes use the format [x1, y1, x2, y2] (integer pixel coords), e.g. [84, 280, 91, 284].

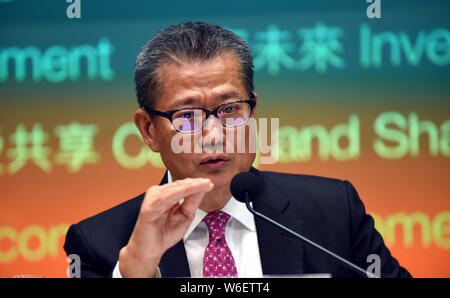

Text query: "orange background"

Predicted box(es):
[1, 95, 449, 277]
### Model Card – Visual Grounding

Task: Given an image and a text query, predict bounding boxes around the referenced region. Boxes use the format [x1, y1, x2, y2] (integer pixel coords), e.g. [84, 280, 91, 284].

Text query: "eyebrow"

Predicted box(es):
[171, 97, 198, 109]
[219, 91, 241, 101]
[171, 91, 242, 109]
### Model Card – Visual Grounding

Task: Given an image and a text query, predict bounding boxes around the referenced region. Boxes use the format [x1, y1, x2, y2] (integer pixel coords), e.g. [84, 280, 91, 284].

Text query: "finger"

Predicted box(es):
[178, 191, 209, 219]
[146, 178, 210, 203]
[162, 177, 209, 188]
[144, 179, 213, 218]
[161, 180, 213, 211]
[153, 178, 205, 195]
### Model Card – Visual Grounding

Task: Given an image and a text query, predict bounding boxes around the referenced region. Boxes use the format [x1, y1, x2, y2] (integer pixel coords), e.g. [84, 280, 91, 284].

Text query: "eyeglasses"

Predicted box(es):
[143, 98, 256, 133]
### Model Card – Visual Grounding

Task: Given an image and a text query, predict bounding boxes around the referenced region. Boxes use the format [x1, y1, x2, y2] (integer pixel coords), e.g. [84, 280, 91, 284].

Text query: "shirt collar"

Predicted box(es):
[166, 170, 256, 241]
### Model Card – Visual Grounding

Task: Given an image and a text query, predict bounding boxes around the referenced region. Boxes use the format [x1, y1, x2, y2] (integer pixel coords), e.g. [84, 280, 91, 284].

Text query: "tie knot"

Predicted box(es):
[203, 211, 230, 241]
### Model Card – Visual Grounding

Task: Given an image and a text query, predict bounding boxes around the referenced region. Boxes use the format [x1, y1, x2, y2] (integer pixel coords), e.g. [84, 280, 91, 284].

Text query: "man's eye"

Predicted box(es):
[223, 106, 235, 113]
[178, 112, 193, 119]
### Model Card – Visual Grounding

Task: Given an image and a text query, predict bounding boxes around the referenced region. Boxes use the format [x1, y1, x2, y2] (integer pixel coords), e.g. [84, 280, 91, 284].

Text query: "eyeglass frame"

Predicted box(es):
[142, 96, 256, 133]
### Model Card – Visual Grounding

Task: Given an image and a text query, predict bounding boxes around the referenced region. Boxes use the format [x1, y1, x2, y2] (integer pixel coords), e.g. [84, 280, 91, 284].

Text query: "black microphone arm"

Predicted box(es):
[243, 191, 378, 278]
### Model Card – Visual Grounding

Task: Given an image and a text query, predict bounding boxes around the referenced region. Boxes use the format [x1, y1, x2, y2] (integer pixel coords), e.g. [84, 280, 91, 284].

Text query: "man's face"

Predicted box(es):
[137, 52, 257, 190]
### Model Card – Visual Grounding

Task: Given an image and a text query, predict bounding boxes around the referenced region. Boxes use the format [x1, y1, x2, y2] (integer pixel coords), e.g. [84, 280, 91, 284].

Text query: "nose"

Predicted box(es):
[202, 115, 224, 151]
[203, 115, 222, 136]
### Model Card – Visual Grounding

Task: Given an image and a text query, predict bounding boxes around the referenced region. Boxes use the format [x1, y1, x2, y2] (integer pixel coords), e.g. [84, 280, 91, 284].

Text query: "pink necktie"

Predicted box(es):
[202, 211, 238, 278]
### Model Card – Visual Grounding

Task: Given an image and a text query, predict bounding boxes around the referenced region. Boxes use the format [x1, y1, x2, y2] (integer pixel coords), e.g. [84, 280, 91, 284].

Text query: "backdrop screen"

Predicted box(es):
[0, 0, 449, 277]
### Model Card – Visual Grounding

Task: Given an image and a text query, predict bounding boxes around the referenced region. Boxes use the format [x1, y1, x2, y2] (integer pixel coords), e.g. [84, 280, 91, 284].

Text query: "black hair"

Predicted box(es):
[134, 21, 254, 110]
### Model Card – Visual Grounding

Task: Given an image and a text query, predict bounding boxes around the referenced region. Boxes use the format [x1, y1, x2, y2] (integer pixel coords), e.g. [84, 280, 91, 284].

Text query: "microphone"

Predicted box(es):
[230, 171, 377, 278]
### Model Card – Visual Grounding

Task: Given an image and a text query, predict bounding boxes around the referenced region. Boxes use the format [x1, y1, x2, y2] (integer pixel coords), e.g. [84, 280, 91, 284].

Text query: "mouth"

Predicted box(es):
[200, 155, 229, 169]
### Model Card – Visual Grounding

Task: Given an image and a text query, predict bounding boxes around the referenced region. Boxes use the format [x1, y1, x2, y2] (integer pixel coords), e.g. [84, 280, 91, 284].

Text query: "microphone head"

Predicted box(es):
[230, 171, 260, 203]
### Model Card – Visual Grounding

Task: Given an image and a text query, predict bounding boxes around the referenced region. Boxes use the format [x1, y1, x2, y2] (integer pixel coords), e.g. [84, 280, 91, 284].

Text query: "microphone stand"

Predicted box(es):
[244, 192, 378, 278]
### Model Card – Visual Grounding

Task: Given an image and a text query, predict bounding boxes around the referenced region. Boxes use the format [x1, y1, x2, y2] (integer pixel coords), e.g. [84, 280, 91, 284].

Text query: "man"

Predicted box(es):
[64, 21, 412, 278]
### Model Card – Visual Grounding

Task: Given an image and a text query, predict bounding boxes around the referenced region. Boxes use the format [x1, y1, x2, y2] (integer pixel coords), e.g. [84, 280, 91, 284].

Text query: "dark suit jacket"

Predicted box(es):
[64, 168, 412, 278]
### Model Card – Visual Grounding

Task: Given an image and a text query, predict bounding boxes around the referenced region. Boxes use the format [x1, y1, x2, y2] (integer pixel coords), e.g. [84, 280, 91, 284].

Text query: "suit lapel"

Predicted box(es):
[158, 241, 191, 277]
[251, 168, 304, 276]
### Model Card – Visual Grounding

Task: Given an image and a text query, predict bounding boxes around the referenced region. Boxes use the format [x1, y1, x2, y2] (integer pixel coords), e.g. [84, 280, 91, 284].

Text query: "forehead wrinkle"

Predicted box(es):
[155, 53, 246, 110]
[170, 90, 242, 110]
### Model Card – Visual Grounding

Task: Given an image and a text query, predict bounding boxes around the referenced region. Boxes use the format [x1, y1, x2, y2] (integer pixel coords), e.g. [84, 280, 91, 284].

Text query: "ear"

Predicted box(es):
[134, 109, 161, 152]
[251, 91, 258, 117]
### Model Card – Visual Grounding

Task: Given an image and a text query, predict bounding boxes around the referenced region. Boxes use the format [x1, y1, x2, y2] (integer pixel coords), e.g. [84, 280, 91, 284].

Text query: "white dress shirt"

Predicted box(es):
[113, 171, 263, 278]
